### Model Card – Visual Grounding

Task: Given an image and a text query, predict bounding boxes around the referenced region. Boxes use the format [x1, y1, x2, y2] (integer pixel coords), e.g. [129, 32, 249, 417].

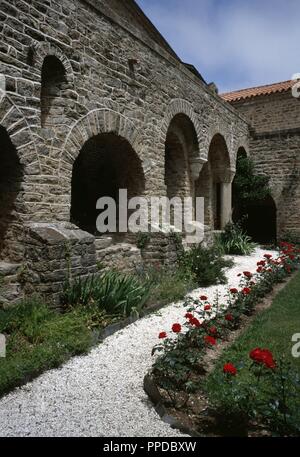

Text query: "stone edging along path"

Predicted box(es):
[143, 272, 297, 438]
[0, 248, 279, 437]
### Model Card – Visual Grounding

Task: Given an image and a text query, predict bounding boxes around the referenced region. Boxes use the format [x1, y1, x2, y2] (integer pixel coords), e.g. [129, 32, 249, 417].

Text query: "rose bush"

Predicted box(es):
[151, 243, 300, 422]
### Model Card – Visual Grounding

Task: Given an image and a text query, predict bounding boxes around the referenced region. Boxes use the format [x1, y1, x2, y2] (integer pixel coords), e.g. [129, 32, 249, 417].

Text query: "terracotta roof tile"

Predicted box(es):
[221, 80, 295, 102]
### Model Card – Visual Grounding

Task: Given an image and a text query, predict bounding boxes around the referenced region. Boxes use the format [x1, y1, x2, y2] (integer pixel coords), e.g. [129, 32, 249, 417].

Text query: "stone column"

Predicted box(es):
[189, 157, 207, 222]
[220, 168, 236, 229]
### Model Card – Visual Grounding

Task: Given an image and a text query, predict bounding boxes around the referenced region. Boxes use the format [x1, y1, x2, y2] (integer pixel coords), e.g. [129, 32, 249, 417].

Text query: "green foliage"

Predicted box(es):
[233, 156, 271, 208]
[279, 231, 300, 248]
[136, 232, 151, 250]
[62, 270, 153, 318]
[216, 222, 256, 255]
[139, 264, 196, 307]
[179, 245, 233, 287]
[0, 298, 92, 396]
[205, 271, 300, 435]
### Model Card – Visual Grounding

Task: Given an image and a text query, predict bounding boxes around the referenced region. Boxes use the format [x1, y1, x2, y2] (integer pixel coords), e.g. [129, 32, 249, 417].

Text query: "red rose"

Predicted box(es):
[159, 332, 167, 339]
[223, 363, 237, 376]
[209, 326, 217, 335]
[256, 267, 263, 273]
[204, 335, 217, 346]
[242, 287, 251, 295]
[243, 271, 252, 278]
[189, 317, 201, 328]
[257, 260, 266, 267]
[264, 254, 272, 260]
[185, 313, 193, 320]
[172, 323, 181, 333]
[200, 295, 208, 301]
[225, 313, 234, 322]
[204, 305, 211, 311]
[250, 348, 276, 369]
[230, 288, 238, 294]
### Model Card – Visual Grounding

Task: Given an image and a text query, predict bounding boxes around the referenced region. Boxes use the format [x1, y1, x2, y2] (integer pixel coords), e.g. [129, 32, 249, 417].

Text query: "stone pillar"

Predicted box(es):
[189, 156, 207, 217]
[220, 168, 236, 229]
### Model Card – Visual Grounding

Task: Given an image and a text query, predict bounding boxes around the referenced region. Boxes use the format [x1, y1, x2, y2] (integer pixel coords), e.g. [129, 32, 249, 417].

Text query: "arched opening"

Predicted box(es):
[196, 134, 231, 230]
[0, 126, 23, 260]
[164, 114, 198, 227]
[232, 147, 248, 222]
[41, 55, 67, 127]
[232, 148, 275, 243]
[71, 133, 145, 241]
[243, 196, 277, 243]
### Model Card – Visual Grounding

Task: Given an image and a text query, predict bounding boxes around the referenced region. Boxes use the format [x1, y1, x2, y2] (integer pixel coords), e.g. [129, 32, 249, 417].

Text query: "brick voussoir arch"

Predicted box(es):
[161, 99, 204, 158]
[32, 41, 74, 83]
[0, 92, 41, 173]
[58, 108, 146, 177]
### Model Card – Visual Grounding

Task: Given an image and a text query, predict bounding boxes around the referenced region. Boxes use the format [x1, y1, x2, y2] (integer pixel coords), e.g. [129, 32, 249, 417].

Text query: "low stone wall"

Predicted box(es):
[23, 222, 97, 305]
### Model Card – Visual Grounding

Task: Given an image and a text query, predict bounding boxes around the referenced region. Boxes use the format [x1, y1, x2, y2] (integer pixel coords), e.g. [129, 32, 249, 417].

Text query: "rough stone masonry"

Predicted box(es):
[3, 0, 288, 305]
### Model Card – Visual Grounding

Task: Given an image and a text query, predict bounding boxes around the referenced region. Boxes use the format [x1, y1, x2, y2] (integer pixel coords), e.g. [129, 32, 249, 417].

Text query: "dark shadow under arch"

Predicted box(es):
[0, 126, 24, 260]
[242, 196, 277, 244]
[41, 55, 67, 127]
[71, 133, 145, 238]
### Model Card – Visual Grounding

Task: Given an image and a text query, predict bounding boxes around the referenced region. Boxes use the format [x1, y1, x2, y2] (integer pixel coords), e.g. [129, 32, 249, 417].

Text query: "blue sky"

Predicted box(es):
[136, 0, 300, 93]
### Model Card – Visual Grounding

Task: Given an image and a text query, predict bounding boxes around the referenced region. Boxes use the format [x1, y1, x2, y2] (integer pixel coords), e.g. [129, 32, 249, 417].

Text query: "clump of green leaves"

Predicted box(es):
[233, 156, 271, 208]
[216, 222, 256, 255]
[62, 270, 153, 317]
[179, 245, 233, 287]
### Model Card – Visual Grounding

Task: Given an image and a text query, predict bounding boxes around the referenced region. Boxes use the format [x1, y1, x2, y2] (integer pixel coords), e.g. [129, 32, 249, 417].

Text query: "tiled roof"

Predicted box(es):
[221, 80, 294, 102]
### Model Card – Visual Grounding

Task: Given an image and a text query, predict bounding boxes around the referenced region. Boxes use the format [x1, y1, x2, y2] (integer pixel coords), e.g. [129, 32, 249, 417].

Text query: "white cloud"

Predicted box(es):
[137, 0, 300, 92]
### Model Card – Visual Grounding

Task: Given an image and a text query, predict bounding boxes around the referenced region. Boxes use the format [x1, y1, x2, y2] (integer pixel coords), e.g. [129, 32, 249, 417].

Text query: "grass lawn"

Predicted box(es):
[205, 271, 300, 435]
[0, 298, 118, 397]
[207, 271, 300, 372]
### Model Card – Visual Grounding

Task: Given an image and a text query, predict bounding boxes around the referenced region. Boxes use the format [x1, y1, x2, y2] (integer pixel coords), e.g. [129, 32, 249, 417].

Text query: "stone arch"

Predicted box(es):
[32, 42, 74, 84]
[205, 124, 234, 167]
[161, 99, 203, 156]
[0, 93, 41, 174]
[196, 133, 234, 230]
[70, 133, 146, 238]
[59, 108, 146, 176]
[58, 109, 147, 230]
[32, 42, 75, 128]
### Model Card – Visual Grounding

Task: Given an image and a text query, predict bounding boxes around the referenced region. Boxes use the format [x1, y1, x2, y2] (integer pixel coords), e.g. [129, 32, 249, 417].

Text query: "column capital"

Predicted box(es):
[223, 168, 236, 183]
[189, 157, 207, 181]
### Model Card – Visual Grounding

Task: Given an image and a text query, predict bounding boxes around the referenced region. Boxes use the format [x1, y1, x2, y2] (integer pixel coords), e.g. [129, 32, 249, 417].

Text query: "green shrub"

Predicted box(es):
[216, 222, 256, 255]
[138, 264, 196, 306]
[179, 245, 233, 287]
[62, 271, 153, 317]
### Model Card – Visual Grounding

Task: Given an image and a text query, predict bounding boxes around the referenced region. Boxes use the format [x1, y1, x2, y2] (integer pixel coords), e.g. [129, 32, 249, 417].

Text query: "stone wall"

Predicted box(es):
[24, 223, 97, 305]
[229, 91, 300, 240]
[0, 0, 249, 300]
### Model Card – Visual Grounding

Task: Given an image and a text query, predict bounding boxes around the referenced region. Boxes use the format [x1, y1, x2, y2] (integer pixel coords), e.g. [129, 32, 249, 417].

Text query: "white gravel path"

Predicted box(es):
[0, 248, 276, 437]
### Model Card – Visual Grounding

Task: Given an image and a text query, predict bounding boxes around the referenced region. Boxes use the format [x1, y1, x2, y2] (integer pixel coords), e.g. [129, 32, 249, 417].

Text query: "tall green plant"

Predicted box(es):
[62, 271, 153, 317]
[233, 156, 271, 209]
[217, 222, 256, 255]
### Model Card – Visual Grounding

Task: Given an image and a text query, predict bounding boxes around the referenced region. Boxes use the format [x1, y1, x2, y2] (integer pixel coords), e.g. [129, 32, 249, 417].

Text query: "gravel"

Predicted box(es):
[0, 248, 277, 437]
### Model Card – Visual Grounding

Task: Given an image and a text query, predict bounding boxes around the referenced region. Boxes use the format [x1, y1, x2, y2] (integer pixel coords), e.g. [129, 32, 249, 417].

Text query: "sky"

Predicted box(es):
[136, 0, 300, 93]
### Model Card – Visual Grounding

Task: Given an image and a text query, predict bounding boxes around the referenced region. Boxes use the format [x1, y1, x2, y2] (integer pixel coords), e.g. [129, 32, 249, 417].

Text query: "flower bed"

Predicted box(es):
[148, 242, 300, 436]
